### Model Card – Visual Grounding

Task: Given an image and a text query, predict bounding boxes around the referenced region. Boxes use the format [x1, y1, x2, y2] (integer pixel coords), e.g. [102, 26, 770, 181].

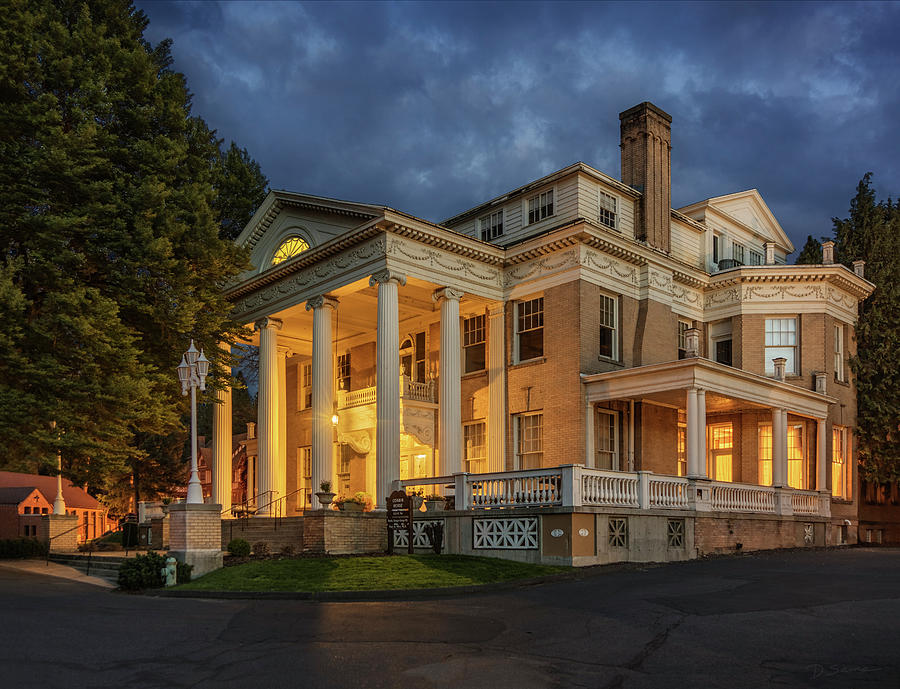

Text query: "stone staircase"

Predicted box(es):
[48, 553, 126, 585]
[221, 516, 305, 554]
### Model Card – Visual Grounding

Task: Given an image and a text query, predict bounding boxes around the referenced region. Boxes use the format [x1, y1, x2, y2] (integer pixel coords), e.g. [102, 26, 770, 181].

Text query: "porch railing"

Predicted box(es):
[395, 466, 830, 517]
[338, 375, 436, 410]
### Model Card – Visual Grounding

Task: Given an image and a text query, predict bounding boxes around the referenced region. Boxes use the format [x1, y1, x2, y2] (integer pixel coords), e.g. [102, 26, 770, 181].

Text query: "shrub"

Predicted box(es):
[318, 480, 332, 493]
[117, 551, 167, 590]
[252, 541, 270, 556]
[0, 538, 47, 559]
[176, 561, 192, 584]
[226, 538, 251, 557]
[279, 544, 295, 556]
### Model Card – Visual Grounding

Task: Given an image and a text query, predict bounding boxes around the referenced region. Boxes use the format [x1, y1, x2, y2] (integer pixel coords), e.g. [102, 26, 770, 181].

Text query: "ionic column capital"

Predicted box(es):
[305, 295, 339, 312]
[254, 316, 283, 332]
[433, 286, 465, 303]
[369, 269, 407, 287]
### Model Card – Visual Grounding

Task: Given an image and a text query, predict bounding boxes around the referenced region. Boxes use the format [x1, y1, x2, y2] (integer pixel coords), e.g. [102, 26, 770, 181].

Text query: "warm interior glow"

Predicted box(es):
[271, 236, 310, 265]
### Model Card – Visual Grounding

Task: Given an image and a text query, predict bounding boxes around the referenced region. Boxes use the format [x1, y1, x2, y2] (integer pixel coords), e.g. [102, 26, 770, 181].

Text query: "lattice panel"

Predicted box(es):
[667, 519, 685, 548]
[473, 518, 539, 550]
[804, 523, 814, 544]
[608, 517, 628, 548]
[393, 520, 444, 549]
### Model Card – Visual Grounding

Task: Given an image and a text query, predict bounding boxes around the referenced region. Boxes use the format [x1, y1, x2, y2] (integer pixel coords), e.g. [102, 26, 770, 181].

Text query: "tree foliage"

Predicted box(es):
[795, 235, 823, 265]
[0, 0, 258, 500]
[215, 142, 269, 241]
[832, 174, 900, 481]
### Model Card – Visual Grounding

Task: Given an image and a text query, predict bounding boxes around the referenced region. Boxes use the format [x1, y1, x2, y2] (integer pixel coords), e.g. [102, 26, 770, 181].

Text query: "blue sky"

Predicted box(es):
[135, 1, 900, 255]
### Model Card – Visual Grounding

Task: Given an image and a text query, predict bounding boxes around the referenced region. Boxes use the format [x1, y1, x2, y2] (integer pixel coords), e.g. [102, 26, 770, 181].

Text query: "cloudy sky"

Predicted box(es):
[135, 1, 899, 256]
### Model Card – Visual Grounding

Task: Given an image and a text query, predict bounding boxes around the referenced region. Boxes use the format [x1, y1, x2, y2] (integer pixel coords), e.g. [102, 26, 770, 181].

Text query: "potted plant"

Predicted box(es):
[424, 494, 445, 512]
[409, 489, 425, 511]
[338, 491, 371, 512]
[315, 480, 336, 507]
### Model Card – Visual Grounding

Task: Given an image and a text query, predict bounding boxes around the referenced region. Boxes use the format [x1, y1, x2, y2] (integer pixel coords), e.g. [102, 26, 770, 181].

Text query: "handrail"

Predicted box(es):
[227, 488, 305, 543]
[224, 489, 276, 517]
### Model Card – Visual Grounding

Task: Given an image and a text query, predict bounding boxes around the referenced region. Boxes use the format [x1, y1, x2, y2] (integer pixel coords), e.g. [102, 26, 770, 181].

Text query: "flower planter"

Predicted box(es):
[315, 492, 336, 507]
[425, 500, 445, 512]
[340, 502, 364, 512]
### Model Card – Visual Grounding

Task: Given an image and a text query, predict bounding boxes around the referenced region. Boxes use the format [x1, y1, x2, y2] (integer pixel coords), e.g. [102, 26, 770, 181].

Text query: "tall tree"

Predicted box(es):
[832, 174, 900, 481]
[0, 0, 252, 498]
[795, 235, 823, 264]
[214, 141, 270, 241]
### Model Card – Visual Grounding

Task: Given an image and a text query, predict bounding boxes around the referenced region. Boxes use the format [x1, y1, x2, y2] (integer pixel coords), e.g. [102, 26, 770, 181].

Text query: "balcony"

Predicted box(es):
[337, 375, 436, 410]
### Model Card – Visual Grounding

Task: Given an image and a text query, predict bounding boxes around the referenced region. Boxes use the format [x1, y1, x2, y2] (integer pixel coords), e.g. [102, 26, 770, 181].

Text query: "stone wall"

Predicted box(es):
[694, 513, 827, 555]
[168, 503, 222, 577]
[39, 514, 79, 552]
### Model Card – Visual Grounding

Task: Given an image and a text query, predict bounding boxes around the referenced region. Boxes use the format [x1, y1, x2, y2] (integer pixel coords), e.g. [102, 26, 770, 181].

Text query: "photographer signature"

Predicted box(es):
[808, 664, 882, 680]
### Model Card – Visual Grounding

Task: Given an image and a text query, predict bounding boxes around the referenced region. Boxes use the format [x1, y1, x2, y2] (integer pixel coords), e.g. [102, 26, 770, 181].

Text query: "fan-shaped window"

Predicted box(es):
[271, 236, 310, 265]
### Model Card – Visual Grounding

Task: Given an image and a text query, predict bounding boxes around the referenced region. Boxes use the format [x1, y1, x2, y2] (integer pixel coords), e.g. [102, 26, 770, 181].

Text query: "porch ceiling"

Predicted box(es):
[582, 358, 836, 419]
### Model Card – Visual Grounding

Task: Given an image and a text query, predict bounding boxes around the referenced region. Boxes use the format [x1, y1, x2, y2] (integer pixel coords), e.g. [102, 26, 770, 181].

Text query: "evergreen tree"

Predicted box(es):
[214, 141, 270, 241]
[0, 0, 252, 499]
[795, 235, 823, 264]
[832, 174, 900, 481]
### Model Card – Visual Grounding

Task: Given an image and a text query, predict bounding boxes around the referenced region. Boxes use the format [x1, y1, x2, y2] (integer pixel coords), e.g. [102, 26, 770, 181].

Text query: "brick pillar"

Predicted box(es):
[40, 514, 79, 552]
[167, 503, 223, 577]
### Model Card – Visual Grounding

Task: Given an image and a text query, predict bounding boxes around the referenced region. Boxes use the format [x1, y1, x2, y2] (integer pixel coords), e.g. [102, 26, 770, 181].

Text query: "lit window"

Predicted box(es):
[677, 422, 687, 476]
[758, 424, 773, 486]
[400, 331, 427, 381]
[464, 423, 486, 473]
[599, 295, 618, 359]
[787, 424, 805, 489]
[598, 191, 617, 230]
[480, 210, 503, 241]
[463, 315, 486, 373]
[765, 318, 798, 375]
[337, 353, 351, 391]
[299, 447, 311, 507]
[516, 298, 544, 361]
[595, 409, 618, 470]
[832, 426, 850, 499]
[707, 423, 733, 482]
[527, 189, 554, 224]
[338, 444, 352, 495]
[271, 236, 310, 265]
[299, 362, 312, 410]
[834, 324, 845, 382]
[749, 249, 763, 265]
[515, 413, 543, 469]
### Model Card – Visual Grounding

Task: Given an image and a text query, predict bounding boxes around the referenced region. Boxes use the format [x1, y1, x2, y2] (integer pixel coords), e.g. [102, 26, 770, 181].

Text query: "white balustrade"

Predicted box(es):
[581, 469, 639, 507]
[337, 376, 435, 410]
[648, 476, 690, 508]
[710, 482, 776, 513]
[791, 491, 821, 515]
[468, 468, 562, 508]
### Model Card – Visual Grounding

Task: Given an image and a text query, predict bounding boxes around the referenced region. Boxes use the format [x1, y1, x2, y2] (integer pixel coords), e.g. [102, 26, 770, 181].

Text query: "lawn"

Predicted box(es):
[175, 554, 567, 592]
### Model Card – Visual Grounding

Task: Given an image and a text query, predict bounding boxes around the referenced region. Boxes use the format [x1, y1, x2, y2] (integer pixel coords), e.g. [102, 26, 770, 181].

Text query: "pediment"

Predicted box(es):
[679, 189, 795, 253]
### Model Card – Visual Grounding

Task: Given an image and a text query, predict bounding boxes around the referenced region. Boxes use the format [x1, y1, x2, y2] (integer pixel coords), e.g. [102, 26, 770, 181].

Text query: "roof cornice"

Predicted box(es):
[708, 265, 875, 299]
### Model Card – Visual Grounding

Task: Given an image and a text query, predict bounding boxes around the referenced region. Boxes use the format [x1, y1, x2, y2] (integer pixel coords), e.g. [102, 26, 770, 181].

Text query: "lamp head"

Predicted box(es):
[196, 349, 210, 386]
[185, 340, 200, 366]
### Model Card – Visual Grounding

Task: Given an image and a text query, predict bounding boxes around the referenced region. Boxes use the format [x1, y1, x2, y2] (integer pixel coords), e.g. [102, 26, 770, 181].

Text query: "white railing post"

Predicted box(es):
[453, 473, 469, 511]
[560, 465, 583, 508]
[819, 494, 831, 518]
[690, 478, 712, 512]
[390, 479, 402, 493]
[775, 487, 794, 516]
[637, 471, 651, 509]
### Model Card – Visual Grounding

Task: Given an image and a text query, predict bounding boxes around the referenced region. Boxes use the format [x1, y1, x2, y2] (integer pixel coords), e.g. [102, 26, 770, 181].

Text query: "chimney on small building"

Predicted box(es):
[853, 260, 865, 278]
[764, 242, 776, 265]
[822, 241, 835, 265]
[620, 102, 672, 253]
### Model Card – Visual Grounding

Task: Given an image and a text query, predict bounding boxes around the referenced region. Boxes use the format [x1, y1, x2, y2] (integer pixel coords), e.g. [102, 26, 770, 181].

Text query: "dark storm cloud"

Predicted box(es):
[135, 0, 900, 254]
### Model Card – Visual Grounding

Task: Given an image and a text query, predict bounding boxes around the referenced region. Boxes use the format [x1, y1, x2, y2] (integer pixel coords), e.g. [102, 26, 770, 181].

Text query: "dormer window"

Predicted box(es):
[598, 191, 617, 230]
[271, 236, 310, 265]
[527, 190, 554, 224]
[480, 210, 503, 241]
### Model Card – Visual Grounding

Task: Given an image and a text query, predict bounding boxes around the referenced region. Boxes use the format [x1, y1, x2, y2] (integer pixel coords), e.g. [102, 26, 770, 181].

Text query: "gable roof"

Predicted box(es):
[0, 486, 43, 506]
[0, 471, 102, 510]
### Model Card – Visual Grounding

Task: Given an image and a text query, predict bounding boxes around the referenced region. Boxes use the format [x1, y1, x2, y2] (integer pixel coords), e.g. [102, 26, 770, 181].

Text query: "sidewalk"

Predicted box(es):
[0, 558, 114, 589]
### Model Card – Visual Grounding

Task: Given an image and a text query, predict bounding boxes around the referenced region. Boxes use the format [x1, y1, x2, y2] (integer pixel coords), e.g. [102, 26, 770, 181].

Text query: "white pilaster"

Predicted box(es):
[277, 344, 289, 504]
[697, 389, 707, 478]
[773, 408, 787, 488]
[487, 305, 507, 473]
[212, 342, 233, 514]
[585, 401, 595, 468]
[371, 270, 406, 509]
[434, 288, 464, 476]
[306, 295, 338, 506]
[255, 317, 282, 515]
[817, 417, 828, 492]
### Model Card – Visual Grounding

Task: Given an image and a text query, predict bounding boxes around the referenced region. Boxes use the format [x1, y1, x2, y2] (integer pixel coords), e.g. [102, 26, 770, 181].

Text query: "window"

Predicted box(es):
[480, 210, 503, 241]
[787, 424, 805, 489]
[463, 315, 486, 373]
[338, 445, 352, 496]
[834, 324, 845, 382]
[598, 295, 618, 359]
[515, 413, 543, 469]
[527, 189, 554, 224]
[271, 236, 310, 265]
[712, 234, 720, 264]
[23, 506, 31, 514]
[595, 409, 618, 469]
[707, 422, 733, 482]
[464, 422, 486, 473]
[749, 249, 763, 265]
[677, 320, 691, 359]
[400, 331, 427, 381]
[598, 191, 617, 229]
[710, 320, 732, 367]
[299, 447, 311, 507]
[715, 339, 733, 367]
[516, 298, 544, 361]
[299, 362, 312, 410]
[832, 425, 850, 499]
[765, 318, 798, 375]
[677, 422, 687, 476]
[337, 353, 350, 391]
[758, 424, 773, 486]
[733, 243, 745, 265]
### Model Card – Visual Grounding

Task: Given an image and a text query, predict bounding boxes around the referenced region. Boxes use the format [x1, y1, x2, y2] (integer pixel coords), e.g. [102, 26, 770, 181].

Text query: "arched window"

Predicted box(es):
[271, 236, 310, 265]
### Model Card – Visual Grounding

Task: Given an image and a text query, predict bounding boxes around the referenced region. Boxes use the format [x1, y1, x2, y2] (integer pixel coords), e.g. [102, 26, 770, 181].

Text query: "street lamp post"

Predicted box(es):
[177, 340, 209, 504]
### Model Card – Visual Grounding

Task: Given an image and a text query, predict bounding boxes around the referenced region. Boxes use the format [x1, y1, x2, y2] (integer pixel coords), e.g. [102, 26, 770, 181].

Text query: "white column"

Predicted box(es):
[487, 305, 507, 473]
[371, 270, 406, 508]
[585, 401, 595, 468]
[773, 408, 787, 487]
[212, 342, 232, 514]
[255, 317, 282, 515]
[276, 345, 289, 504]
[697, 389, 707, 478]
[434, 288, 464, 476]
[817, 417, 828, 492]
[306, 295, 338, 506]
[686, 388, 699, 477]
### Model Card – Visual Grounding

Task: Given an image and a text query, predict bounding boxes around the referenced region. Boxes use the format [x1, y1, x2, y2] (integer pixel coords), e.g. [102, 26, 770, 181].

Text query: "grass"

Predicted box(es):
[175, 554, 568, 593]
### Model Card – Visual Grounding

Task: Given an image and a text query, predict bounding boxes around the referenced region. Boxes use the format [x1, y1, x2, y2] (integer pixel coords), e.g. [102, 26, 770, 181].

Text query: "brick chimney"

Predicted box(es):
[620, 102, 672, 252]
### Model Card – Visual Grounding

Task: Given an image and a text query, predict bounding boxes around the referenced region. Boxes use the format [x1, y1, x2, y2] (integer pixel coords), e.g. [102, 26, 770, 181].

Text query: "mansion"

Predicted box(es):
[209, 102, 873, 557]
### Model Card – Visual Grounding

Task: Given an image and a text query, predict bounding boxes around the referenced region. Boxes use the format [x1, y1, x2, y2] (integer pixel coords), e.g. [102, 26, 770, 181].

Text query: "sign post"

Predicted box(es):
[387, 490, 413, 555]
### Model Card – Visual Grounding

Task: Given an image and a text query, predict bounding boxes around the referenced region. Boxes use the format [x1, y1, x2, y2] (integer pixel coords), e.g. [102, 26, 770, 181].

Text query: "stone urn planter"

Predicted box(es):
[315, 492, 336, 507]
[425, 499, 445, 512]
